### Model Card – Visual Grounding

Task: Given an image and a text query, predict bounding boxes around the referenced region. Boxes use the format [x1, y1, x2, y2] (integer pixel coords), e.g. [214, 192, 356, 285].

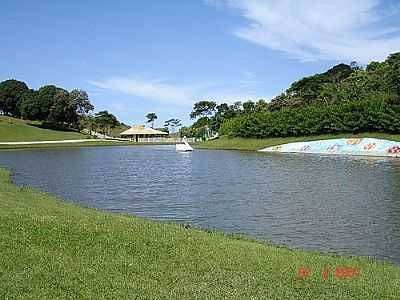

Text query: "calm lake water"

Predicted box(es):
[1, 145, 400, 264]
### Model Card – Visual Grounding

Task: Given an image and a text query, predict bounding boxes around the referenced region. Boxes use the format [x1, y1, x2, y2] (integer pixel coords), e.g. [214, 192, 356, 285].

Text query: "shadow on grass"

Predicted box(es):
[28, 122, 80, 133]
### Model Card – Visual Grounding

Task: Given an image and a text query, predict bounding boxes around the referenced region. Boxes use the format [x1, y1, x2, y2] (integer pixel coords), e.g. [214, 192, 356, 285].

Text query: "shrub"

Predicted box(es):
[219, 94, 400, 138]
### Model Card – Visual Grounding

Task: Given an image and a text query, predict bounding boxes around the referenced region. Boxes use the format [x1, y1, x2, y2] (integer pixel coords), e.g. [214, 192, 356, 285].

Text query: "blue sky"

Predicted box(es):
[1, 0, 400, 127]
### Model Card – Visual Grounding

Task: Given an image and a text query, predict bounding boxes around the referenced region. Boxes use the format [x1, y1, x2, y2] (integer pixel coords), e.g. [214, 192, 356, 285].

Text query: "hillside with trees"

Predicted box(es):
[0, 80, 94, 130]
[0, 80, 128, 139]
[183, 52, 400, 139]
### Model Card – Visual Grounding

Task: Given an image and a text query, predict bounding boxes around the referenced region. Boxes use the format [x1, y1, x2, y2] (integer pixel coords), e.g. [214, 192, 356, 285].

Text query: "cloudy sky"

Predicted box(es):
[1, 0, 400, 126]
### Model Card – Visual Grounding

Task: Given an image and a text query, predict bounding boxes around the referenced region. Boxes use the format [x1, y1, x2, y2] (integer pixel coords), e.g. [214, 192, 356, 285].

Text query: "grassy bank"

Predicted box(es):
[0, 168, 399, 299]
[0, 116, 177, 149]
[197, 133, 400, 151]
[0, 116, 89, 142]
[0, 141, 176, 150]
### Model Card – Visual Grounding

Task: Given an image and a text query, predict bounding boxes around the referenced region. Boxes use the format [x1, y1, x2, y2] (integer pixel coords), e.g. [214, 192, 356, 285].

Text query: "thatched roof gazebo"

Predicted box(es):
[120, 125, 168, 142]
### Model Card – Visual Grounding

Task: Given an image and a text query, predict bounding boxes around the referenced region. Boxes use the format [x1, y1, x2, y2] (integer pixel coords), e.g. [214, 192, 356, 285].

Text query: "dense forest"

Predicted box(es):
[184, 52, 400, 139]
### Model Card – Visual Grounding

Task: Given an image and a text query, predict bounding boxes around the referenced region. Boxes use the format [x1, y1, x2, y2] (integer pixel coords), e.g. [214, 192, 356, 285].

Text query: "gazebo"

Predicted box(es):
[120, 125, 168, 142]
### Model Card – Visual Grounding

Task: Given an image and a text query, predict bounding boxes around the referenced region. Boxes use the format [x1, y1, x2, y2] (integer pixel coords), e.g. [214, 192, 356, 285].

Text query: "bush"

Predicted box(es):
[220, 94, 400, 138]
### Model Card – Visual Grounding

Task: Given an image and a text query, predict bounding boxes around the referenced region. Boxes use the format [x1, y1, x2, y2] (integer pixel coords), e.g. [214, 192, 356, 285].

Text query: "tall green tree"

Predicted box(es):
[146, 112, 158, 128]
[69, 89, 94, 129]
[255, 99, 269, 112]
[94, 111, 119, 135]
[338, 70, 371, 101]
[209, 102, 241, 132]
[20, 89, 40, 120]
[269, 63, 354, 110]
[0, 79, 29, 117]
[70, 89, 94, 116]
[386, 53, 400, 96]
[35, 85, 65, 121]
[190, 101, 217, 119]
[243, 101, 256, 113]
[47, 90, 78, 127]
[164, 118, 182, 133]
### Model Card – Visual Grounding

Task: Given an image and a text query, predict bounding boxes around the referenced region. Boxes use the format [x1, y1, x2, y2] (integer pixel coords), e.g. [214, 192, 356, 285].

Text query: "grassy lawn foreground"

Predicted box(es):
[0, 168, 399, 299]
[196, 133, 400, 151]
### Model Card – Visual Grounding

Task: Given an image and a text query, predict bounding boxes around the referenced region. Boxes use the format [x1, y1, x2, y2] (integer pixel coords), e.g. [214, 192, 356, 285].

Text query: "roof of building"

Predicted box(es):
[120, 125, 168, 136]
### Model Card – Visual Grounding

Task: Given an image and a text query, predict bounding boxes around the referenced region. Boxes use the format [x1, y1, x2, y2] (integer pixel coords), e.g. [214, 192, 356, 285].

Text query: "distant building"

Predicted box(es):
[120, 125, 168, 142]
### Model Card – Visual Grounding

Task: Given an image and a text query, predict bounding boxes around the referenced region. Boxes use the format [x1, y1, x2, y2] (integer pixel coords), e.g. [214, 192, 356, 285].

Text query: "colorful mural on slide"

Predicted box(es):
[259, 138, 400, 157]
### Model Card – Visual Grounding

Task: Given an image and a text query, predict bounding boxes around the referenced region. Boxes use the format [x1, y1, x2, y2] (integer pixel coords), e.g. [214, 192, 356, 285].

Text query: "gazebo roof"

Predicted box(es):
[120, 125, 168, 136]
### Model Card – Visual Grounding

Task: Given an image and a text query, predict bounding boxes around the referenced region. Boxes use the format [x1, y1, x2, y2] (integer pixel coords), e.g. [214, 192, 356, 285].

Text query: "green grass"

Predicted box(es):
[0, 116, 177, 149]
[0, 141, 176, 150]
[0, 116, 89, 142]
[0, 168, 399, 299]
[109, 123, 130, 137]
[196, 133, 400, 151]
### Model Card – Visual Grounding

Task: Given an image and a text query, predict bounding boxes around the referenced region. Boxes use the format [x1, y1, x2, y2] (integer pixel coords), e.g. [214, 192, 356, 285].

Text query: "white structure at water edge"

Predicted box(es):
[259, 138, 400, 158]
[120, 125, 168, 142]
[176, 137, 194, 152]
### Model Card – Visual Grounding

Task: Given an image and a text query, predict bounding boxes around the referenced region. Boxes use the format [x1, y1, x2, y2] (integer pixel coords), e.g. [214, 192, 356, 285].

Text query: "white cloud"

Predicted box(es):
[88, 77, 196, 106]
[209, 0, 400, 63]
[89, 75, 268, 106]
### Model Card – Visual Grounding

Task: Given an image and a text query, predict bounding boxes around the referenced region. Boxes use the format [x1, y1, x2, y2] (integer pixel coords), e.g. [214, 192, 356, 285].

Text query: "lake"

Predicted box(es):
[1, 145, 400, 264]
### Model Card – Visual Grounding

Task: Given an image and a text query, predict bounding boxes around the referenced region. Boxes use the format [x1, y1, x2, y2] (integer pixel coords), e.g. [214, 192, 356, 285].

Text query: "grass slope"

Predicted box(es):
[197, 133, 400, 151]
[0, 168, 399, 299]
[0, 116, 88, 142]
[0, 141, 176, 150]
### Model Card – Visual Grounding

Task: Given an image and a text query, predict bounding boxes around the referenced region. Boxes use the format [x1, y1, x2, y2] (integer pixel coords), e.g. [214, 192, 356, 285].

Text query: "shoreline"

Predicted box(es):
[195, 133, 400, 151]
[0, 140, 176, 150]
[1, 166, 399, 298]
[3, 132, 400, 152]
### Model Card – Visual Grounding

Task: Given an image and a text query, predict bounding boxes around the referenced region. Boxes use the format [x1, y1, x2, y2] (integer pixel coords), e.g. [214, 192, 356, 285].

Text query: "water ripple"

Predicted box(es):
[1, 146, 400, 264]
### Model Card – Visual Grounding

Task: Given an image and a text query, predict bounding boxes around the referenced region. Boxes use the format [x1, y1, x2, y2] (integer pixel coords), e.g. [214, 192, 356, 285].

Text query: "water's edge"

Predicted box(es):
[1, 164, 396, 267]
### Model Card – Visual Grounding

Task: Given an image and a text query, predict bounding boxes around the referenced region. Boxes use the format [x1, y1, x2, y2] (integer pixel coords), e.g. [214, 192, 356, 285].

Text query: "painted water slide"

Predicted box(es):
[259, 138, 400, 158]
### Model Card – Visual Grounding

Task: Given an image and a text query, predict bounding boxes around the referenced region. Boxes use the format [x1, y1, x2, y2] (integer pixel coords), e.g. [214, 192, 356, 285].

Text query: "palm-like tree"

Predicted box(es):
[146, 112, 158, 128]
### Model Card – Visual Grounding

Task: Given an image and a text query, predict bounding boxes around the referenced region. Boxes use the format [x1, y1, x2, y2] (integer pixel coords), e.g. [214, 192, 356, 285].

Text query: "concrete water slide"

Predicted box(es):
[259, 138, 400, 158]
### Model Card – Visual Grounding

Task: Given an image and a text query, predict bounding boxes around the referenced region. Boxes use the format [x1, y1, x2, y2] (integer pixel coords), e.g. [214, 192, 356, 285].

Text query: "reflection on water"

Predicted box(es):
[1, 145, 400, 264]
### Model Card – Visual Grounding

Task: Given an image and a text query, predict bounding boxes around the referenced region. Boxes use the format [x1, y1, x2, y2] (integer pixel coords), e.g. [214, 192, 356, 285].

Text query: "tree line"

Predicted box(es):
[221, 94, 400, 137]
[183, 52, 400, 139]
[0, 79, 126, 135]
[0, 79, 94, 128]
[0, 79, 183, 137]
